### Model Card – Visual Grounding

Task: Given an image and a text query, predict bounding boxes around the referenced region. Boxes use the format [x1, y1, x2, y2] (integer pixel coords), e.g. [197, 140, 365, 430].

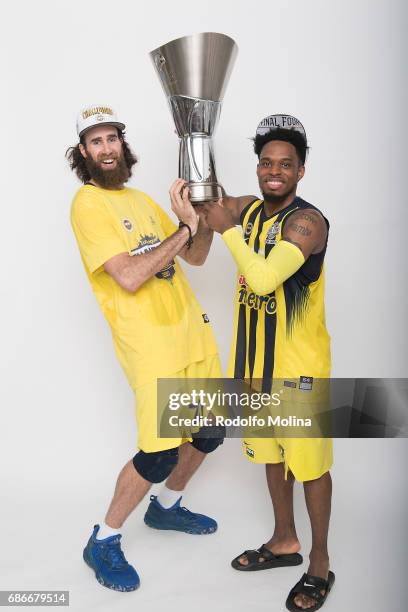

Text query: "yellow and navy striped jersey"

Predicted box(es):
[228, 197, 331, 392]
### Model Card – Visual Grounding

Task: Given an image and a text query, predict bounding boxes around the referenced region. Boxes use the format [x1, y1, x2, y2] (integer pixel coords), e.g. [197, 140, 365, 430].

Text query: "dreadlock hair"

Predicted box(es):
[253, 127, 309, 165]
[65, 129, 138, 183]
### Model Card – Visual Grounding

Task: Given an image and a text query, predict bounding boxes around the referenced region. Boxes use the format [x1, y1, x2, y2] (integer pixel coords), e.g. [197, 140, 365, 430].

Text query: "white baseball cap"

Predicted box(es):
[76, 104, 126, 138]
[256, 114, 307, 141]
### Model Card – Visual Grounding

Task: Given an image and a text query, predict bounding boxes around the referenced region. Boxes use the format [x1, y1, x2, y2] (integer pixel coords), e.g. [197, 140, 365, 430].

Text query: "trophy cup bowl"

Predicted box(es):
[149, 32, 238, 203]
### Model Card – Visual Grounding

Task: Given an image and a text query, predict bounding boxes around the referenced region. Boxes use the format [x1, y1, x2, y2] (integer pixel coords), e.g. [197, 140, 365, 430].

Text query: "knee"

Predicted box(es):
[132, 447, 179, 483]
[190, 425, 225, 454]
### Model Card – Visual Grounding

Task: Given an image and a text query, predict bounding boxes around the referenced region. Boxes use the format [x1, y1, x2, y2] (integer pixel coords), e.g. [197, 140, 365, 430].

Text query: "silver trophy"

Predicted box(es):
[150, 32, 238, 203]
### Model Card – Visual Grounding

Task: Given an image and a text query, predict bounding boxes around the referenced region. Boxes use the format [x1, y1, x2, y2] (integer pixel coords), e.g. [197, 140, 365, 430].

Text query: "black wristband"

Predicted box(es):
[179, 221, 193, 249]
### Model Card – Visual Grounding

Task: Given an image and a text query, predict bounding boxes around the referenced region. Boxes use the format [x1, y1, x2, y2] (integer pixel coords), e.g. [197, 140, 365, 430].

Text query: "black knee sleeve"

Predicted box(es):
[191, 425, 225, 454]
[132, 447, 179, 483]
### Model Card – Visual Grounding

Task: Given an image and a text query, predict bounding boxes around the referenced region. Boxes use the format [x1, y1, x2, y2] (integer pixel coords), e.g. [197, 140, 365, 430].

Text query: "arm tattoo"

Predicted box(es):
[287, 222, 312, 236]
[295, 212, 318, 224]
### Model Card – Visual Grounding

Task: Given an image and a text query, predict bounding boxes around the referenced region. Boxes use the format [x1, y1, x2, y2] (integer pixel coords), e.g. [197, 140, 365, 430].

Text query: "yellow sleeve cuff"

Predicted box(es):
[222, 227, 305, 295]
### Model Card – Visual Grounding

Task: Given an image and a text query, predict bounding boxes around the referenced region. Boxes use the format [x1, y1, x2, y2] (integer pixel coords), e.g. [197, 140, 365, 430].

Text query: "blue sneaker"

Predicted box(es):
[144, 495, 217, 535]
[83, 525, 140, 592]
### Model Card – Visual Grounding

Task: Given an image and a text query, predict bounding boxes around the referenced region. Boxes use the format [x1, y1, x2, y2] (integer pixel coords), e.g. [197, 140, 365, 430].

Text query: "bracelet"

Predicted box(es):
[178, 221, 194, 249]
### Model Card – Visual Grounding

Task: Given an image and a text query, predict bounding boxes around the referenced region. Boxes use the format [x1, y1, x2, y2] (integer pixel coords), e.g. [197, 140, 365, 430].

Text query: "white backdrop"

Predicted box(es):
[1, 1, 407, 611]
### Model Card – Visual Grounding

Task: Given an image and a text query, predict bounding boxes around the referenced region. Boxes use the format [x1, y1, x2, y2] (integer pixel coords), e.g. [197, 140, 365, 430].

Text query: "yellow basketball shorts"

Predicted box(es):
[242, 437, 333, 482]
[134, 353, 223, 453]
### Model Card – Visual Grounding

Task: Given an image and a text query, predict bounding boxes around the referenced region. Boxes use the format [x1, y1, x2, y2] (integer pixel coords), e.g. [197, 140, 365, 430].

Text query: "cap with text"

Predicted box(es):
[256, 114, 307, 141]
[76, 105, 125, 137]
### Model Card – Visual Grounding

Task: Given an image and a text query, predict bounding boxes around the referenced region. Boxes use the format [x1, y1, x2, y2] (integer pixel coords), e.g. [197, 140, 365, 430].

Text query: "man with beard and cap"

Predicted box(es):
[67, 105, 224, 592]
[203, 115, 335, 612]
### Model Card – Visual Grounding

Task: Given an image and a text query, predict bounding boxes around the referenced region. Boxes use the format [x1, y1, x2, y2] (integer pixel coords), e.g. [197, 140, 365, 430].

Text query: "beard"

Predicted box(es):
[261, 183, 296, 206]
[85, 153, 130, 189]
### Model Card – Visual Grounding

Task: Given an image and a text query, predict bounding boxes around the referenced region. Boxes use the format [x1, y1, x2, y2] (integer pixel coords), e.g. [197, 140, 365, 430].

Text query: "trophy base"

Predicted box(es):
[188, 182, 223, 204]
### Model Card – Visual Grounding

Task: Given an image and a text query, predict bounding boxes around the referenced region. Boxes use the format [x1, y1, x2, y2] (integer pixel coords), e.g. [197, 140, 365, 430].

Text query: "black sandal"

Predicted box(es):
[231, 544, 303, 571]
[286, 571, 335, 611]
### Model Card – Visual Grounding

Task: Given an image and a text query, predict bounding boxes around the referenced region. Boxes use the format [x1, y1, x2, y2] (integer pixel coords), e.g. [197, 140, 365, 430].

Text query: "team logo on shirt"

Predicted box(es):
[244, 222, 253, 237]
[265, 221, 280, 245]
[131, 234, 175, 280]
[131, 234, 160, 254]
[122, 218, 133, 232]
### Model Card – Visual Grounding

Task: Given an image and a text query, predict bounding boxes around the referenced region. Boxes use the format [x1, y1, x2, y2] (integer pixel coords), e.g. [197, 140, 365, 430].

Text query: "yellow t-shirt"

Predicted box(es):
[71, 184, 218, 389]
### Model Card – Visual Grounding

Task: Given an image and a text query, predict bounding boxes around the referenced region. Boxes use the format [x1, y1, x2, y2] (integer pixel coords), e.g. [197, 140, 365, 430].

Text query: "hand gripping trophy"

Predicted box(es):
[150, 32, 238, 203]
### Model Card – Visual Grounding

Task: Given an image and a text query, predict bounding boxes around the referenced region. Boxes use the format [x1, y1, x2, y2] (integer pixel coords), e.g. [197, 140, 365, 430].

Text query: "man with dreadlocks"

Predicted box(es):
[203, 115, 335, 612]
[67, 105, 223, 592]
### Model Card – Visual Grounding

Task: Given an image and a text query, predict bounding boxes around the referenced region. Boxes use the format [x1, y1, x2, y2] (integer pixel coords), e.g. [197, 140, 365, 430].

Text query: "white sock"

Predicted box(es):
[157, 486, 184, 509]
[96, 522, 121, 540]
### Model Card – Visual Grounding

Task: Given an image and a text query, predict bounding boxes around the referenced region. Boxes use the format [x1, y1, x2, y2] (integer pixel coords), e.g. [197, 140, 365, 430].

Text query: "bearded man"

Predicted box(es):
[67, 105, 223, 592]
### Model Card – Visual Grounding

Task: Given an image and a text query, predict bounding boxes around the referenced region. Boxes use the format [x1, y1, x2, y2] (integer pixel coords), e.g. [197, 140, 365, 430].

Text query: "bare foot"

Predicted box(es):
[237, 535, 300, 567]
